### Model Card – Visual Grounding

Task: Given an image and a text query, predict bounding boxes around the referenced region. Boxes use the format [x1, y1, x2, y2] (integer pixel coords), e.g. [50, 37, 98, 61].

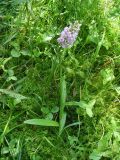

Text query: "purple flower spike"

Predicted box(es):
[57, 21, 81, 48]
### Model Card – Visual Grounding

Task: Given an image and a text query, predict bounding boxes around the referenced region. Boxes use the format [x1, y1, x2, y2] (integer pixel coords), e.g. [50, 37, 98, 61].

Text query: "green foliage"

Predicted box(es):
[0, 89, 27, 100]
[0, 0, 120, 159]
[24, 119, 59, 127]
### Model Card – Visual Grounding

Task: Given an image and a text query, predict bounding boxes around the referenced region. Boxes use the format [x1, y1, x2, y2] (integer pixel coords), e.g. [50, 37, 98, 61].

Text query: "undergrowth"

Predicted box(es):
[0, 0, 120, 159]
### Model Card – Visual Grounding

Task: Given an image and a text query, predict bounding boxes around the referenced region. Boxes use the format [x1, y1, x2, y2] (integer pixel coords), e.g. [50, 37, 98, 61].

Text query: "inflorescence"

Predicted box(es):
[57, 21, 81, 48]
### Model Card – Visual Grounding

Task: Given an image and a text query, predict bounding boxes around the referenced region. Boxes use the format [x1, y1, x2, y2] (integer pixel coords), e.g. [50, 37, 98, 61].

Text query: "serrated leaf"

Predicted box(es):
[0, 89, 27, 100]
[24, 119, 59, 127]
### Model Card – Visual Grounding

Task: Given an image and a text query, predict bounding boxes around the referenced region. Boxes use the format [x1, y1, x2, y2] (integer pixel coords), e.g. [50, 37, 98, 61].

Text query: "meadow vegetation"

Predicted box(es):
[0, 0, 120, 159]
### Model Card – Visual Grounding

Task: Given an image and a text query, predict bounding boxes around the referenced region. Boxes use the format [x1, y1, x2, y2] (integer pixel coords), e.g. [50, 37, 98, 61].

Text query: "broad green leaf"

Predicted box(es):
[0, 89, 27, 100]
[7, 69, 14, 76]
[66, 99, 95, 117]
[46, 113, 53, 120]
[86, 108, 93, 117]
[98, 133, 112, 151]
[11, 49, 21, 57]
[41, 107, 50, 114]
[10, 42, 20, 50]
[42, 34, 53, 42]
[86, 99, 96, 117]
[1, 147, 9, 154]
[43, 36, 53, 42]
[103, 37, 111, 50]
[21, 50, 30, 56]
[33, 49, 42, 57]
[89, 149, 102, 160]
[7, 76, 17, 82]
[51, 106, 59, 113]
[24, 119, 59, 127]
[115, 86, 120, 95]
[100, 68, 115, 85]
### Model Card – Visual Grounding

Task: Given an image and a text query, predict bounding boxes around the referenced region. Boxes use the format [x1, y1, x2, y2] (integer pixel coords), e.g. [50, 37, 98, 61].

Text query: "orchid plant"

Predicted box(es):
[57, 21, 81, 134]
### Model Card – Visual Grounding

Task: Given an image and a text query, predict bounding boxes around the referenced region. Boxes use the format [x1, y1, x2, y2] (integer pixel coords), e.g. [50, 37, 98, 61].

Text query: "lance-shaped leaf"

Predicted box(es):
[24, 119, 59, 127]
[59, 75, 67, 134]
[0, 89, 27, 100]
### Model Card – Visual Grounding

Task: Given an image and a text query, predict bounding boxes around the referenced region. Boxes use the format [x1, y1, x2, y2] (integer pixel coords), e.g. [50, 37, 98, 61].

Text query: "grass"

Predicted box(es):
[0, 0, 120, 159]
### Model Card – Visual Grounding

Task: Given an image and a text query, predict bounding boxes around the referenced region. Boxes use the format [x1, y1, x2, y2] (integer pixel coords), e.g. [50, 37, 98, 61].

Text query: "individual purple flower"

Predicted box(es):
[57, 21, 81, 48]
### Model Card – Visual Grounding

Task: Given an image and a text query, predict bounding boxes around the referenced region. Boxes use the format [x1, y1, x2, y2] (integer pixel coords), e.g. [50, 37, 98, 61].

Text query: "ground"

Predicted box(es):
[0, 0, 120, 160]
